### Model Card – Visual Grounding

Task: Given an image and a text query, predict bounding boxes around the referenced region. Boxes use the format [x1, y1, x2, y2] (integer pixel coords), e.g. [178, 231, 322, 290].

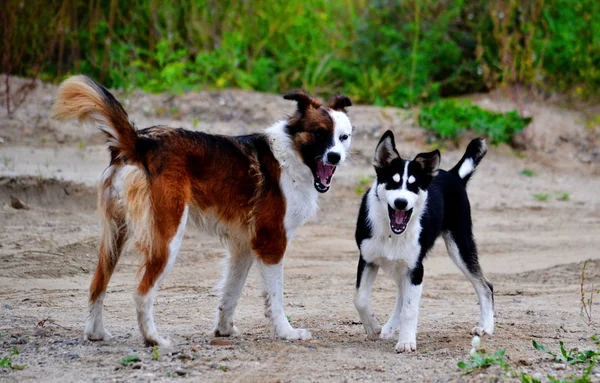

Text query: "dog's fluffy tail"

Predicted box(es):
[53, 75, 138, 162]
[449, 138, 487, 185]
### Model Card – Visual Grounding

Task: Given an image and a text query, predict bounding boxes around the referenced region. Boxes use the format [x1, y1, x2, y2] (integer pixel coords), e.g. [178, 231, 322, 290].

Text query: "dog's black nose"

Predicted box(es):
[394, 198, 408, 210]
[327, 152, 341, 165]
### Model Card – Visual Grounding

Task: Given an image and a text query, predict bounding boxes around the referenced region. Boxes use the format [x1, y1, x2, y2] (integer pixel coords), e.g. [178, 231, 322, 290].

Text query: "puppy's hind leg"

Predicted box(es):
[443, 231, 494, 336]
[213, 241, 254, 337]
[353, 255, 381, 340]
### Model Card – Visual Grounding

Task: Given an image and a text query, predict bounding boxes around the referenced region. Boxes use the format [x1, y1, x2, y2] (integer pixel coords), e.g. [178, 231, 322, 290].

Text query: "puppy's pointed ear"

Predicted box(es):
[328, 94, 352, 112]
[373, 130, 399, 168]
[283, 89, 321, 114]
[414, 150, 441, 178]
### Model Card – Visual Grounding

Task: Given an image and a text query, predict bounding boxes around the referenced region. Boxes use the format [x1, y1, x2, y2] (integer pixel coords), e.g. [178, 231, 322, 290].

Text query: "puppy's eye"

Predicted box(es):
[340, 134, 349, 141]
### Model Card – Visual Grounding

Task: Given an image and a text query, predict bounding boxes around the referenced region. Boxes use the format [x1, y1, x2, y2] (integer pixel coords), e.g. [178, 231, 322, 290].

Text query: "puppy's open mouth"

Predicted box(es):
[387, 206, 413, 234]
[314, 159, 336, 193]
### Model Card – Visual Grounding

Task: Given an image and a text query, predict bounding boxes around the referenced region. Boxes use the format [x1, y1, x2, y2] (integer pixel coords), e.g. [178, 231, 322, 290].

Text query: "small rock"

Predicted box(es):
[210, 339, 233, 346]
[552, 363, 566, 370]
[132, 363, 142, 370]
[175, 369, 188, 376]
[3, 304, 13, 310]
[10, 196, 29, 210]
[70, 353, 80, 359]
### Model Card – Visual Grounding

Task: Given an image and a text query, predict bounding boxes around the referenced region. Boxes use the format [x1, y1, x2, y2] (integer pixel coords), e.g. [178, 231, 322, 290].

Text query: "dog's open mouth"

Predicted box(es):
[314, 159, 336, 193]
[387, 206, 413, 234]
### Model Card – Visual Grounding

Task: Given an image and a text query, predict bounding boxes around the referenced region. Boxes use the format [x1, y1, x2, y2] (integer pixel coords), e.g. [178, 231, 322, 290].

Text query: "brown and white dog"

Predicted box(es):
[53, 76, 353, 346]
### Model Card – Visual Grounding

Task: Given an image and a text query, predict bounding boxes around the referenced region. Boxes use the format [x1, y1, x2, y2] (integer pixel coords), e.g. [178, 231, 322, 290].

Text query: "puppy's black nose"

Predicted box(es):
[327, 152, 341, 165]
[394, 198, 408, 210]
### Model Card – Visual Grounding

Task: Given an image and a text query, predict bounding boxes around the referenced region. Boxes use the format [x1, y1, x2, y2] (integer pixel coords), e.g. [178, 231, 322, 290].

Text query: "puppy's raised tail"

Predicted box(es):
[53, 75, 138, 162]
[449, 138, 487, 185]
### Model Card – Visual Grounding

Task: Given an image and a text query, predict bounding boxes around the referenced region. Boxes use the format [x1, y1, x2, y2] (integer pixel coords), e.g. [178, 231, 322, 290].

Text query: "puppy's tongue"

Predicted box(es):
[392, 209, 406, 226]
[316, 161, 336, 186]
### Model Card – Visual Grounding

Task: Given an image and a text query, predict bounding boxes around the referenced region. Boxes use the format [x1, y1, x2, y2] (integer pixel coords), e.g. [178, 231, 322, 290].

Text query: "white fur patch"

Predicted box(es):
[458, 158, 474, 179]
[408, 176, 415, 184]
[326, 110, 353, 166]
[393, 173, 400, 183]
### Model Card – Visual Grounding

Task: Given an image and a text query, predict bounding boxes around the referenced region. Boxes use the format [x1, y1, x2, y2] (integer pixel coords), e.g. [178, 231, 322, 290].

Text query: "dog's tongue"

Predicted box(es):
[392, 209, 406, 225]
[316, 161, 336, 186]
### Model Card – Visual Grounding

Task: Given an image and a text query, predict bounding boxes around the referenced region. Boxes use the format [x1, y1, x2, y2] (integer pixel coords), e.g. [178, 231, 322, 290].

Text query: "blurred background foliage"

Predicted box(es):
[2, 0, 598, 107]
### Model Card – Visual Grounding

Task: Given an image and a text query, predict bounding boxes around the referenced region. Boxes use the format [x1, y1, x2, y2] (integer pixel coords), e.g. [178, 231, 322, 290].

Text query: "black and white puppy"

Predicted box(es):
[354, 130, 494, 353]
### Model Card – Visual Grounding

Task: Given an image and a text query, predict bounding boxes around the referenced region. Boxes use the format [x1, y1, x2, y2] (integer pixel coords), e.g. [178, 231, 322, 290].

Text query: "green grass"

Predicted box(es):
[533, 193, 551, 201]
[4, 0, 599, 110]
[119, 354, 141, 365]
[151, 346, 159, 361]
[355, 176, 374, 196]
[418, 99, 532, 145]
[0, 348, 27, 370]
[457, 348, 510, 375]
[520, 169, 537, 177]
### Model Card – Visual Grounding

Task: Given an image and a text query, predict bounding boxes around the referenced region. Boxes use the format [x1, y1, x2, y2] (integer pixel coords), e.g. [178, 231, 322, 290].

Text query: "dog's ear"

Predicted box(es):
[327, 94, 352, 112]
[414, 150, 441, 179]
[283, 90, 321, 114]
[373, 130, 399, 168]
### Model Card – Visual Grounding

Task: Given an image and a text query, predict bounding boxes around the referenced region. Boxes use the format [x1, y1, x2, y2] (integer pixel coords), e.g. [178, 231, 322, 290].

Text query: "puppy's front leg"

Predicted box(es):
[258, 260, 311, 340]
[354, 256, 381, 340]
[395, 265, 424, 353]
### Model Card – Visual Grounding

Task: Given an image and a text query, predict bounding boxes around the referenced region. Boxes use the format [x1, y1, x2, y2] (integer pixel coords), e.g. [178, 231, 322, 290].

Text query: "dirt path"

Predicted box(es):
[0, 78, 599, 382]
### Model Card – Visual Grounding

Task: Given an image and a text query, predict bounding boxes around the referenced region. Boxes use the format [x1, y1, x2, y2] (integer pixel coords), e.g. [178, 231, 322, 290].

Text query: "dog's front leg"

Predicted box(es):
[395, 264, 424, 353]
[258, 260, 311, 340]
[354, 257, 381, 340]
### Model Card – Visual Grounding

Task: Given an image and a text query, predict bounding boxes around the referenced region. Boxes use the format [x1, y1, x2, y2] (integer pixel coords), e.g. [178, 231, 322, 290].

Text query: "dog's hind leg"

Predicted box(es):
[134, 199, 188, 346]
[443, 231, 494, 336]
[354, 255, 381, 340]
[213, 241, 254, 337]
[86, 169, 128, 341]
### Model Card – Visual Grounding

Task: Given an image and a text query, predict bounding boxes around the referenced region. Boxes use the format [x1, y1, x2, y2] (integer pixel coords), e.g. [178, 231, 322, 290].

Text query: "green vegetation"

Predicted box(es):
[355, 176, 374, 196]
[457, 348, 510, 375]
[119, 354, 141, 365]
[0, 348, 27, 370]
[418, 99, 531, 144]
[3, 0, 599, 106]
[533, 193, 551, 201]
[520, 169, 538, 177]
[151, 345, 159, 361]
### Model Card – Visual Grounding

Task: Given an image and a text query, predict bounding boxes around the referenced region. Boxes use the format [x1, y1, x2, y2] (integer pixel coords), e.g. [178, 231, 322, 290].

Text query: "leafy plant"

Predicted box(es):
[418, 99, 531, 144]
[151, 346, 159, 361]
[457, 348, 510, 375]
[532, 339, 600, 383]
[355, 176, 374, 196]
[520, 169, 537, 177]
[0, 348, 27, 370]
[119, 354, 141, 365]
[556, 193, 570, 201]
[533, 193, 551, 201]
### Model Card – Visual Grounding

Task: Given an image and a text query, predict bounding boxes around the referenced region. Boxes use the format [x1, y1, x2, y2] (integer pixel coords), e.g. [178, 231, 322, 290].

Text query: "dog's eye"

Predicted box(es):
[339, 134, 349, 141]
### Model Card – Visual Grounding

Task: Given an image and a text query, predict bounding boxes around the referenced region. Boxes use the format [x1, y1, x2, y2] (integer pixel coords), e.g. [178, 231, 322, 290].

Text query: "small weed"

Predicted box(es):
[355, 175, 374, 196]
[151, 345, 159, 361]
[0, 348, 27, 370]
[457, 348, 510, 375]
[119, 354, 141, 365]
[218, 365, 229, 372]
[532, 339, 600, 382]
[532, 193, 550, 201]
[556, 192, 570, 201]
[78, 140, 86, 150]
[192, 117, 200, 129]
[520, 169, 537, 177]
[580, 261, 598, 326]
[2, 155, 11, 168]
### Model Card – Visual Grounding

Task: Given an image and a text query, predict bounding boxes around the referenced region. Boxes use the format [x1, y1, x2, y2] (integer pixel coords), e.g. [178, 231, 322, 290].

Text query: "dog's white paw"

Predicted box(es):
[395, 341, 417, 353]
[471, 326, 494, 337]
[380, 323, 397, 340]
[144, 335, 171, 347]
[366, 325, 381, 340]
[214, 325, 239, 337]
[278, 328, 312, 341]
[84, 329, 112, 342]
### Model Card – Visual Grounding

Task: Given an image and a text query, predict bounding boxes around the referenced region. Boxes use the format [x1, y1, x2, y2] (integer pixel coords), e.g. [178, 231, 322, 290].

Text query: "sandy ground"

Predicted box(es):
[0, 77, 599, 382]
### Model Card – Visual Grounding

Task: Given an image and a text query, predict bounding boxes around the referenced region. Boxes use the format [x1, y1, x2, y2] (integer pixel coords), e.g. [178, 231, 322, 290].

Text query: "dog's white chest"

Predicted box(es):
[279, 171, 319, 237]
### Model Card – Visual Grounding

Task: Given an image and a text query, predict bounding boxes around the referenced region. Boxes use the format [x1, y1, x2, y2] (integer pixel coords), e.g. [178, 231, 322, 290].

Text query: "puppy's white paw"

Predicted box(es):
[214, 325, 240, 337]
[278, 328, 312, 341]
[395, 341, 417, 353]
[380, 323, 397, 340]
[84, 329, 112, 342]
[471, 326, 494, 337]
[366, 325, 381, 340]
